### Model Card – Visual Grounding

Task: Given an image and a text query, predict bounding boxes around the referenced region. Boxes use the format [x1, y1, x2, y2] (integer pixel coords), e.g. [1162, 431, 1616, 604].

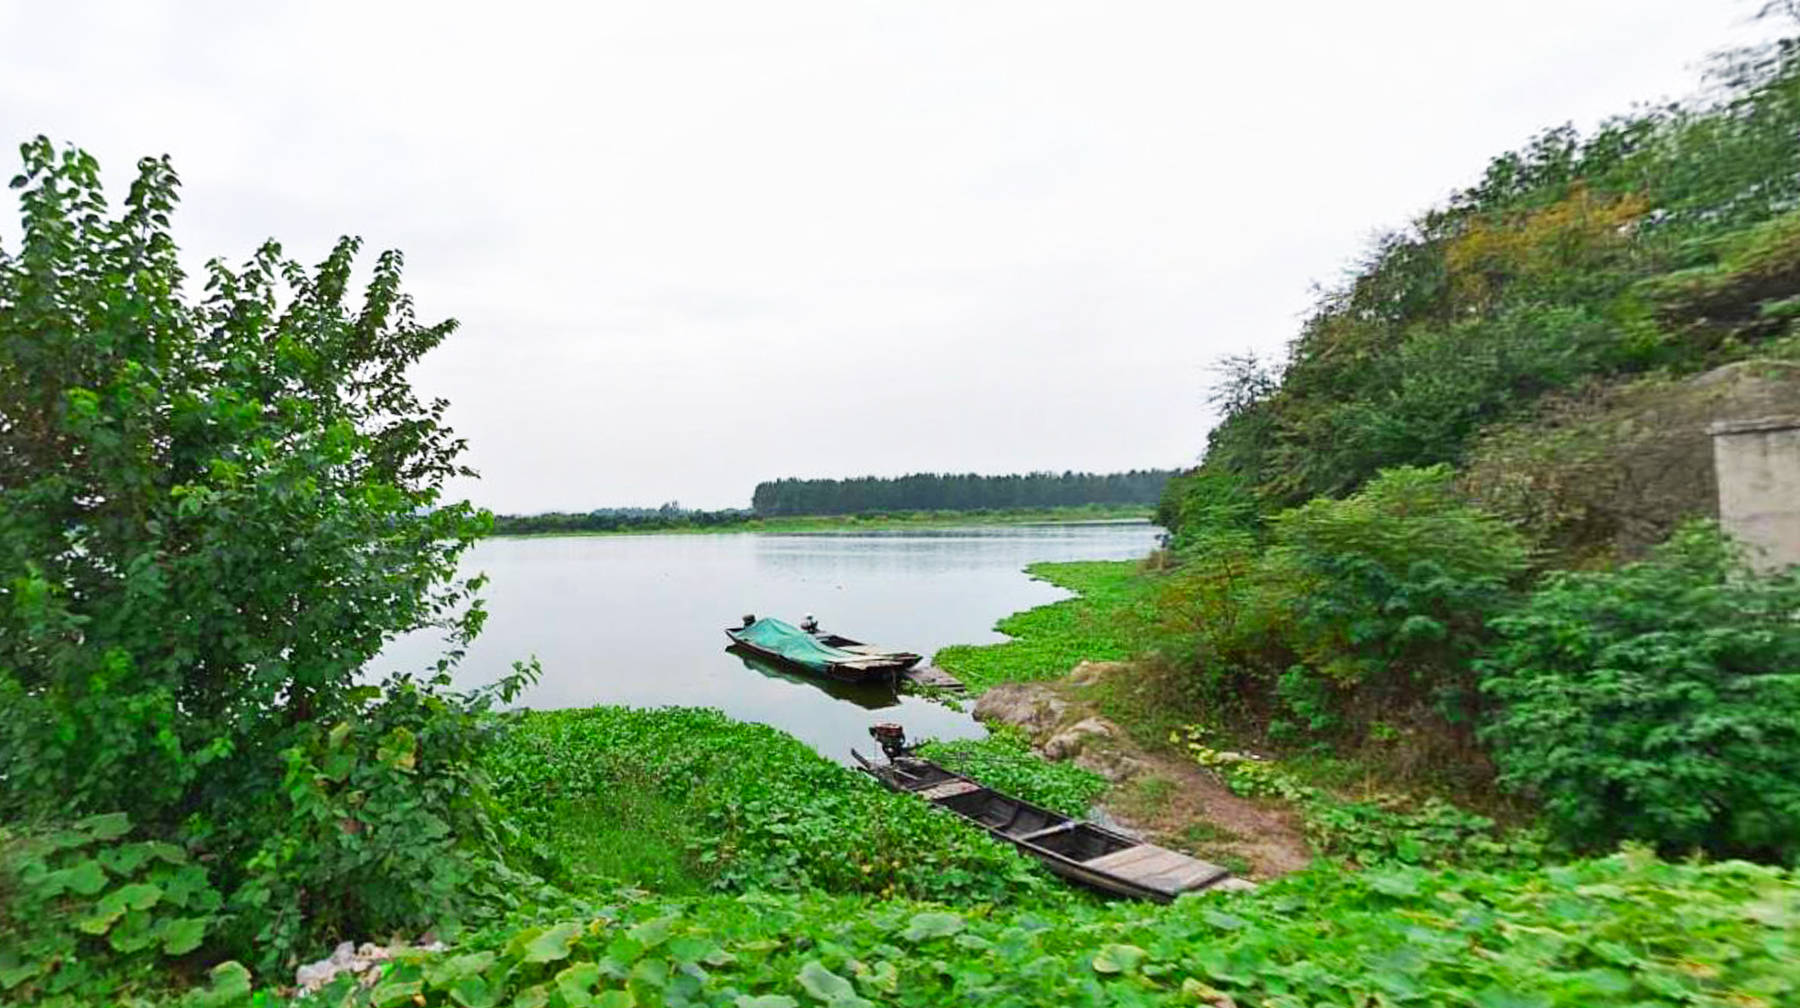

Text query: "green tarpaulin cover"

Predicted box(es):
[734, 617, 857, 674]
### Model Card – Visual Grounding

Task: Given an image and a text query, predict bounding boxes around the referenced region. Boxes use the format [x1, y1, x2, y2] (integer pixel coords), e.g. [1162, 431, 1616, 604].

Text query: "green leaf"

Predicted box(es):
[448, 975, 498, 1008]
[101, 882, 164, 914]
[626, 915, 674, 948]
[370, 977, 424, 1008]
[629, 957, 669, 988]
[160, 916, 209, 955]
[900, 911, 964, 942]
[594, 992, 633, 1008]
[510, 985, 550, 1008]
[77, 907, 125, 934]
[108, 910, 157, 953]
[0, 962, 44, 990]
[186, 961, 252, 1008]
[554, 962, 600, 1005]
[523, 921, 582, 963]
[797, 961, 855, 1002]
[735, 997, 799, 1008]
[62, 859, 108, 896]
[427, 950, 497, 986]
[76, 812, 132, 841]
[1091, 944, 1148, 975]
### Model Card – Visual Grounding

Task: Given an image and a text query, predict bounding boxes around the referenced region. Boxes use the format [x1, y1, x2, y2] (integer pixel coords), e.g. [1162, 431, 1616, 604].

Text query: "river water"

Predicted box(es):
[374, 522, 1160, 761]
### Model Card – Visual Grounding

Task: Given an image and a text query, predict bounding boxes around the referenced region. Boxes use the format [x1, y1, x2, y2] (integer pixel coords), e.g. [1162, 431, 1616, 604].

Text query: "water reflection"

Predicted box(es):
[728, 646, 900, 711]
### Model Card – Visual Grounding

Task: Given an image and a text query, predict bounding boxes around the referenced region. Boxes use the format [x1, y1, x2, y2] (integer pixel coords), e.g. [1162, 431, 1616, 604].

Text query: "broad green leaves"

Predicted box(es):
[900, 911, 964, 942]
[0, 814, 222, 1003]
[1090, 943, 1147, 974]
[524, 923, 583, 963]
[129, 848, 1797, 1007]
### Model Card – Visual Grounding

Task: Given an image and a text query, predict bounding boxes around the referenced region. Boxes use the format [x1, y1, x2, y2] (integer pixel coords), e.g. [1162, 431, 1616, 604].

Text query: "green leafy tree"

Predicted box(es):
[1481, 522, 1800, 861]
[0, 138, 521, 970]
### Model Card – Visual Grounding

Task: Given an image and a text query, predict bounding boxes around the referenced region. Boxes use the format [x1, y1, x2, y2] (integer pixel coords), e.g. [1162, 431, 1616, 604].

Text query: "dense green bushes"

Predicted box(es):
[1482, 523, 1800, 861]
[1152, 466, 1529, 752]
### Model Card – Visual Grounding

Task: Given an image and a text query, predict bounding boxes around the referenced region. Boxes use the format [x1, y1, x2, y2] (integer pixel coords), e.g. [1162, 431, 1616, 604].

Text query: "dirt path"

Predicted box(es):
[972, 669, 1311, 881]
[1096, 740, 1311, 880]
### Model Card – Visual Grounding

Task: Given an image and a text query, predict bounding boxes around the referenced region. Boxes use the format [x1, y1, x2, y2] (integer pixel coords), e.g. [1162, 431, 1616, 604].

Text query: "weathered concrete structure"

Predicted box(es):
[1710, 414, 1800, 571]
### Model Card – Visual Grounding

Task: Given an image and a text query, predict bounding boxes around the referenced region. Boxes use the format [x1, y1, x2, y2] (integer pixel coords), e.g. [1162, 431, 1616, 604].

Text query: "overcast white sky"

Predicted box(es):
[0, 2, 1785, 511]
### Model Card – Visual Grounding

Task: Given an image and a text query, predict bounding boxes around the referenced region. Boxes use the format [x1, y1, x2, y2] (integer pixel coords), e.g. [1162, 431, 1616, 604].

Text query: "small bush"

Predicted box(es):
[1481, 522, 1800, 860]
[217, 668, 540, 974]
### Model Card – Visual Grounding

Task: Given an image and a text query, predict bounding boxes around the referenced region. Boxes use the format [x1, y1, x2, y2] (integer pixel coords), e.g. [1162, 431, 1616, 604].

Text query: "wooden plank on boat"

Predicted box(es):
[916, 780, 983, 801]
[1085, 844, 1230, 895]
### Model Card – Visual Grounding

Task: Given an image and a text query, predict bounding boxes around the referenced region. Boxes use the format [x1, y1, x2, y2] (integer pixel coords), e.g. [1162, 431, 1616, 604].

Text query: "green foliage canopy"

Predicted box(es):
[0, 137, 490, 821]
[0, 138, 525, 976]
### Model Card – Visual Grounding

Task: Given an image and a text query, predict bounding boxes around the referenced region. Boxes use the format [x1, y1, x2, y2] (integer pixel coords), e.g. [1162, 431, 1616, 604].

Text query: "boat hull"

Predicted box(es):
[855, 752, 1234, 902]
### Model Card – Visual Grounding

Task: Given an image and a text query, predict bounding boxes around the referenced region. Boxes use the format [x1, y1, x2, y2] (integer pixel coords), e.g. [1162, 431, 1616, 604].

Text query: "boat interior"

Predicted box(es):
[895, 760, 1136, 863]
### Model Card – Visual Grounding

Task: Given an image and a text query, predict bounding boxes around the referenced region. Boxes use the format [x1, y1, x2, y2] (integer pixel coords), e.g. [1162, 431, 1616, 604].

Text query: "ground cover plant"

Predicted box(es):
[916, 727, 1109, 818]
[932, 561, 1159, 693]
[1174, 726, 1543, 871]
[165, 849, 1800, 1007]
[483, 707, 1064, 905]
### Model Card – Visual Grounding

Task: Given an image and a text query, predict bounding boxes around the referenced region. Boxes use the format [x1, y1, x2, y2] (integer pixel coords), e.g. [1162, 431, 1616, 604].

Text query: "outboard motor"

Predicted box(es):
[869, 722, 910, 760]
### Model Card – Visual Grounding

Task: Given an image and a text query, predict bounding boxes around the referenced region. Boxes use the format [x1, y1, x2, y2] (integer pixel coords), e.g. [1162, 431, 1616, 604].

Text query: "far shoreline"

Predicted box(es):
[487, 505, 1160, 539]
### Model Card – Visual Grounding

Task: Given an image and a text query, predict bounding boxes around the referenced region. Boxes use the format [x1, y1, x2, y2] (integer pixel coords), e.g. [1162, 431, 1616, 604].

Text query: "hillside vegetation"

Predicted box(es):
[1148, 35, 1800, 859]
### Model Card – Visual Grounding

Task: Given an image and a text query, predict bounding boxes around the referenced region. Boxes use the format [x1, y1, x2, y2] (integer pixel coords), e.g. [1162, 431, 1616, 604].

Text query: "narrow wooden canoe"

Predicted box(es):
[854, 751, 1235, 902]
[724, 617, 922, 683]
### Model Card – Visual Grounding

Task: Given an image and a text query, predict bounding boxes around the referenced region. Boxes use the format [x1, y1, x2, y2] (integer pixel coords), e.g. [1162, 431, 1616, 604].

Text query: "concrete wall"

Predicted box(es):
[1710, 415, 1800, 572]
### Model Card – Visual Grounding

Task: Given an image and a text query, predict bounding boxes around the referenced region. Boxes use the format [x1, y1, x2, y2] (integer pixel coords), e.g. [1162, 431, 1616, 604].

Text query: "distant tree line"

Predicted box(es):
[493, 503, 752, 535]
[750, 470, 1177, 516]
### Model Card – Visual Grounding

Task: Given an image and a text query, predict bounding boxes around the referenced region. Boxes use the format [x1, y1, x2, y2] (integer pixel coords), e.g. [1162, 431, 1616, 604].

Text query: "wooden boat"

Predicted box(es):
[853, 727, 1235, 902]
[724, 616, 922, 683]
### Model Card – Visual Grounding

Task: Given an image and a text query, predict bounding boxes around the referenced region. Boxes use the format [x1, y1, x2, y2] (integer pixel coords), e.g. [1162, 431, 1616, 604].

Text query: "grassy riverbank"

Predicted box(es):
[932, 560, 1158, 692]
[490, 504, 1154, 538]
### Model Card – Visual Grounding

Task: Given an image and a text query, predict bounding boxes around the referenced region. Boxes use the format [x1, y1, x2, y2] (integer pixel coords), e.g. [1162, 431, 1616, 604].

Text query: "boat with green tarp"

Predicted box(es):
[724, 616, 922, 683]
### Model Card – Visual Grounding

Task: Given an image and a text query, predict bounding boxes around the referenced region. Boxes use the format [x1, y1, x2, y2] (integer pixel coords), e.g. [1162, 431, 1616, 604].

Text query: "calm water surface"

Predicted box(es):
[375, 522, 1159, 761]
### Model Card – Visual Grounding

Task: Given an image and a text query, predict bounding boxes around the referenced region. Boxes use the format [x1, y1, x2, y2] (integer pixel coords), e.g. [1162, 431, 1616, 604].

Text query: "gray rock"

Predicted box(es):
[1041, 716, 1117, 760]
[972, 683, 1068, 737]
